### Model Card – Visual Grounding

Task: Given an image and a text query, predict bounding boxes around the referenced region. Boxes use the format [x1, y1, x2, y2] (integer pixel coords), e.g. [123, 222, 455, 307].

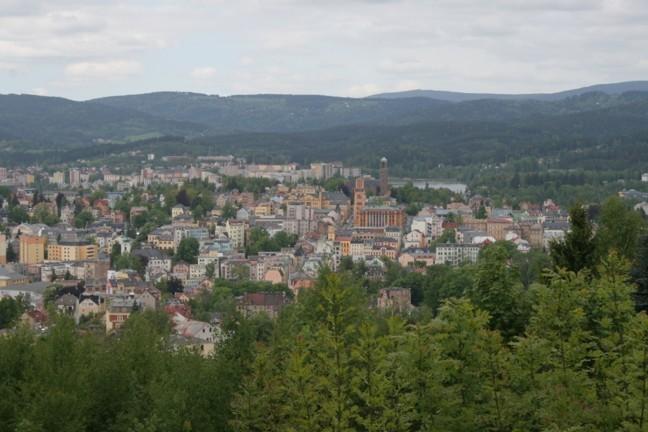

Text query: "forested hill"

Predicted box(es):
[370, 80, 648, 101]
[2, 86, 648, 177]
[0, 94, 206, 146]
[91, 92, 452, 133]
[3, 91, 648, 181]
[91, 88, 648, 132]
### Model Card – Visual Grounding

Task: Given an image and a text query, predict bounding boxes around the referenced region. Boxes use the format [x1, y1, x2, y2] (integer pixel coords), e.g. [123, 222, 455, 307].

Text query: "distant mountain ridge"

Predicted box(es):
[0, 93, 206, 146]
[91, 92, 454, 134]
[2, 81, 648, 163]
[369, 80, 648, 102]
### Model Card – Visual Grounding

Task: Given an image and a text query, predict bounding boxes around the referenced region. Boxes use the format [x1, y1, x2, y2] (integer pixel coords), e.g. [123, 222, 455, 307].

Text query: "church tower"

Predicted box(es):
[353, 177, 366, 227]
[379, 156, 390, 197]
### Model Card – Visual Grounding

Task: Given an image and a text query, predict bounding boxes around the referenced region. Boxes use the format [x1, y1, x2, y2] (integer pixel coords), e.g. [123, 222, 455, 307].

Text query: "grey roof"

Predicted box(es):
[55, 294, 78, 306]
[324, 191, 350, 204]
[0, 281, 49, 294]
[132, 247, 167, 260]
[0, 266, 22, 279]
[544, 221, 570, 230]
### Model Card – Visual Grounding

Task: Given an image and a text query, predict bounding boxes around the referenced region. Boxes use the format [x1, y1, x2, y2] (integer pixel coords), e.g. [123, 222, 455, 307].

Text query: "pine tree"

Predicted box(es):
[313, 312, 355, 432]
[350, 319, 414, 432]
[522, 270, 597, 429]
[432, 298, 511, 431]
[350, 322, 393, 432]
[597, 196, 646, 262]
[310, 273, 364, 432]
[631, 234, 648, 311]
[550, 204, 597, 273]
[279, 331, 321, 431]
[589, 252, 636, 430]
[403, 321, 443, 430]
[230, 350, 280, 432]
[625, 313, 648, 431]
[469, 243, 529, 339]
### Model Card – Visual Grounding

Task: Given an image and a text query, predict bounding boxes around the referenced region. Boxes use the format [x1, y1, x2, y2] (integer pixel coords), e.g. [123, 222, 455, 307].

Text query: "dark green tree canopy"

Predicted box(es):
[550, 204, 597, 273]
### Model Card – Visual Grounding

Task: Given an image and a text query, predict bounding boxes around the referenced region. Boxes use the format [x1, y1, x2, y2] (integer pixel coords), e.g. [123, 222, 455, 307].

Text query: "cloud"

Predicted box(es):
[0, 61, 20, 73]
[240, 56, 254, 66]
[378, 58, 430, 74]
[0, 0, 44, 17]
[30, 87, 48, 96]
[0, 40, 54, 58]
[2, 0, 648, 99]
[65, 60, 142, 79]
[191, 67, 217, 79]
[348, 83, 383, 97]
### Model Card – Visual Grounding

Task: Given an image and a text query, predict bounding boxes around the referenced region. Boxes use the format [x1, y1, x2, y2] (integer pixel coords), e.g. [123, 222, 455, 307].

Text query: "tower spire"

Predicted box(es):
[379, 156, 389, 197]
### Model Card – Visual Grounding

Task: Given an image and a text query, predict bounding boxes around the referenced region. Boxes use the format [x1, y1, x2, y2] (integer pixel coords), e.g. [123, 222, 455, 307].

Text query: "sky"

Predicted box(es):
[1, 0, 647, 100]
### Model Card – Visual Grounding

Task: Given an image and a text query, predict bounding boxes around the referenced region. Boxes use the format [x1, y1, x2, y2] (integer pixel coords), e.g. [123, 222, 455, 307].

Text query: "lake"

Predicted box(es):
[390, 178, 467, 194]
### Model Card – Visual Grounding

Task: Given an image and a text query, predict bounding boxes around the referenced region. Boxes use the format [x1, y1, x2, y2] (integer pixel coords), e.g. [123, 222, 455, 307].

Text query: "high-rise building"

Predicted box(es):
[353, 177, 367, 226]
[379, 157, 390, 197]
[69, 169, 81, 187]
[0, 234, 7, 265]
[19, 235, 46, 265]
[310, 162, 340, 180]
[226, 219, 248, 250]
[51, 171, 65, 186]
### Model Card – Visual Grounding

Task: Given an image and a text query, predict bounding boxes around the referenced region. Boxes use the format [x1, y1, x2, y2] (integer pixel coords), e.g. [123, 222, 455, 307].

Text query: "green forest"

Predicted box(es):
[3, 201, 648, 431]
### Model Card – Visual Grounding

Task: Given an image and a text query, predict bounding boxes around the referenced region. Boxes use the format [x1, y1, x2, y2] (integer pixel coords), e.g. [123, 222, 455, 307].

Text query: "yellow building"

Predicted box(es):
[105, 297, 135, 333]
[254, 202, 273, 217]
[171, 205, 188, 218]
[0, 234, 7, 265]
[335, 234, 352, 257]
[47, 241, 98, 262]
[51, 171, 65, 185]
[0, 267, 31, 288]
[19, 235, 46, 265]
[147, 233, 175, 251]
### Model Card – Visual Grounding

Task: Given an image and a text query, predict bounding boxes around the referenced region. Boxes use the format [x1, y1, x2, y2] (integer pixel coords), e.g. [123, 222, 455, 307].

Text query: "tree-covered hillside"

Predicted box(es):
[93, 89, 648, 132]
[371, 80, 648, 101]
[0, 94, 207, 147]
[3, 86, 648, 151]
[5, 91, 648, 170]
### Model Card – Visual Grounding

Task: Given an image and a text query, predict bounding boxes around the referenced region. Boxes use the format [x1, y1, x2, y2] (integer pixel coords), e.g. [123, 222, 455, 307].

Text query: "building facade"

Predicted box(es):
[435, 243, 481, 266]
[19, 235, 46, 265]
[0, 234, 6, 265]
[47, 241, 98, 262]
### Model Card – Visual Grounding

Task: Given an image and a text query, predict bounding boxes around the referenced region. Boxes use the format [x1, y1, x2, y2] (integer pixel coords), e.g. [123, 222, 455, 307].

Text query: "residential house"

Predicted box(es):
[236, 292, 288, 319]
[377, 288, 412, 312]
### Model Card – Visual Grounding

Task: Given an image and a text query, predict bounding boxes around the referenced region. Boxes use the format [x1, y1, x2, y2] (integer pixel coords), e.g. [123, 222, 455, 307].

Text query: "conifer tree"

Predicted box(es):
[625, 313, 648, 431]
[592, 253, 636, 429]
[403, 321, 445, 430]
[469, 243, 529, 339]
[312, 286, 356, 432]
[279, 331, 321, 431]
[350, 318, 414, 432]
[230, 350, 280, 432]
[432, 298, 511, 431]
[597, 196, 646, 262]
[550, 204, 597, 273]
[522, 270, 597, 429]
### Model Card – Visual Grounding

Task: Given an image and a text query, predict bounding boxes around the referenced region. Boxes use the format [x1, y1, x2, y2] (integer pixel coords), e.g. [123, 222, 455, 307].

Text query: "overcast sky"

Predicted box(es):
[1, 0, 647, 100]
